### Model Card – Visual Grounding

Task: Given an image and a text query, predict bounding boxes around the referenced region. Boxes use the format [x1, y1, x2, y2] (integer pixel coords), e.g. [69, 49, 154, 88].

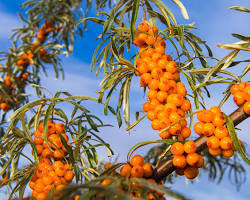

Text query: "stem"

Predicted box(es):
[153, 105, 249, 182]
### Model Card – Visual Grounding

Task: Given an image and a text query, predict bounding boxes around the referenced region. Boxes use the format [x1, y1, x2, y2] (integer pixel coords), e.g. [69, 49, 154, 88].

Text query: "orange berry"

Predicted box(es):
[55, 165, 66, 177]
[64, 170, 74, 182]
[36, 192, 47, 200]
[34, 181, 45, 193]
[168, 123, 182, 135]
[176, 82, 187, 96]
[4, 75, 12, 88]
[209, 106, 221, 115]
[181, 99, 191, 111]
[148, 79, 159, 90]
[181, 127, 191, 138]
[159, 117, 171, 129]
[233, 91, 246, 106]
[206, 136, 220, 149]
[145, 35, 155, 46]
[175, 168, 185, 176]
[151, 68, 163, 79]
[143, 102, 151, 112]
[140, 73, 152, 87]
[177, 108, 185, 117]
[138, 22, 150, 32]
[149, 99, 160, 110]
[53, 149, 65, 159]
[152, 52, 161, 61]
[42, 175, 53, 185]
[230, 84, 241, 95]
[156, 91, 168, 103]
[167, 94, 184, 107]
[186, 153, 200, 166]
[36, 145, 44, 155]
[184, 167, 199, 179]
[169, 112, 181, 123]
[130, 155, 144, 166]
[29, 181, 36, 190]
[151, 119, 161, 130]
[101, 179, 112, 186]
[147, 90, 158, 100]
[195, 155, 204, 168]
[243, 102, 250, 115]
[220, 137, 233, 150]
[34, 137, 44, 145]
[157, 110, 169, 119]
[55, 123, 65, 133]
[159, 130, 170, 139]
[184, 141, 196, 154]
[212, 114, 226, 127]
[166, 61, 177, 73]
[158, 58, 168, 70]
[143, 163, 153, 178]
[165, 103, 177, 114]
[131, 165, 144, 178]
[222, 149, 234, 158]
[173, 155, 187, 168]
[209, 148, 221, 156]
[41, 148, 52, 158]
[171, 142, 184, 155]
[203, 123, 215, 136]
[214, 126, 229, 139]
[120, 163, 132, 177]
[201, 110, 214, 123]
[147, 110, 157, 121]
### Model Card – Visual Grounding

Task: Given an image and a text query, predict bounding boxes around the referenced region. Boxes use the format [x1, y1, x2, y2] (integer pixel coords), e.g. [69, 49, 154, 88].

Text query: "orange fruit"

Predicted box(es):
[120, 163, 132, 177]
[171, 142, 184, 155]
[184, 141, 196, 154]
[130, 155, 144, 166]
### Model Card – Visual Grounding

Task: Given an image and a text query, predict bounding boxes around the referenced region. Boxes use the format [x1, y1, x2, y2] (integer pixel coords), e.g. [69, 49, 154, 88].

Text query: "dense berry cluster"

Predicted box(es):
[230, 81, 250, 114]
[171, 141, 204, 179]
[133, 22, 191, 140]
[194, 106, 236, 157]
[29, 121, 74, 200]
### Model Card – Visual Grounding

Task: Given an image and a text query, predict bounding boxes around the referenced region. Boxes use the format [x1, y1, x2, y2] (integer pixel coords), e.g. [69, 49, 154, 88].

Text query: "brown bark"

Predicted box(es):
[154, 105, 249, 182]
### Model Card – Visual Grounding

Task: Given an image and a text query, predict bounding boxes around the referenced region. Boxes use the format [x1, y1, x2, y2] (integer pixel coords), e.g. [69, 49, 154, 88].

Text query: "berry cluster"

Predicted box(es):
[98, 155, 166, 200]
[171, 141, 204, 179]
[133, 22, 191, 140]
[230, 81, 250, 115]
[29, 121, 74, 200]
[194, 106, 236, 157]
[0, 21, 58, 113]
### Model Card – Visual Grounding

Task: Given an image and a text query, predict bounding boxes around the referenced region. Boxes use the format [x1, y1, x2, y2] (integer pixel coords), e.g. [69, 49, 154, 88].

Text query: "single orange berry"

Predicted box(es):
[131, 165, 144, 178]
[171, 142, 184, 155]
[220, 137, 233, 150]
[120, 163, 132, 177]
[130, 155, 144, 166]
[208, 148, 221, 156]
[186, 153, 200, 166]
[143, 163, 154, 178]
[222, 149, 234, 158]
[173, 155, 187, 168]
[184, 167, 199, 179]
[206, 136, 220, 149]
[184, 141, 196, 154]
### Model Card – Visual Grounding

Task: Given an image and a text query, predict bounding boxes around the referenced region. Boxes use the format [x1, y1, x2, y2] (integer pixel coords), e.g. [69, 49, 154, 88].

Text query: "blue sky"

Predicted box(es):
[0, 0, 250, 199]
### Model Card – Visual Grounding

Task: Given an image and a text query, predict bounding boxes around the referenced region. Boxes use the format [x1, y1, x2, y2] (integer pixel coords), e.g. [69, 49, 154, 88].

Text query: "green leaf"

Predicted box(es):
[130, 0, 140, 41]
[229, 6, 250, 13]
[170, 0, 189, 19]
[224, 113, 250, 165]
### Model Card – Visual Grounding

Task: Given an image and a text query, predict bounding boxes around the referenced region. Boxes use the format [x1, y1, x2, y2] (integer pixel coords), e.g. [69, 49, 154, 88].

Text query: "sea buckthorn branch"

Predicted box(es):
[154, 105, 249, 182]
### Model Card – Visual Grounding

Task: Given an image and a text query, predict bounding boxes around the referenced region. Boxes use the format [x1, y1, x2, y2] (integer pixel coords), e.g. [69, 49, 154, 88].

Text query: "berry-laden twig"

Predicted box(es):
[154, 104, 249, 182]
